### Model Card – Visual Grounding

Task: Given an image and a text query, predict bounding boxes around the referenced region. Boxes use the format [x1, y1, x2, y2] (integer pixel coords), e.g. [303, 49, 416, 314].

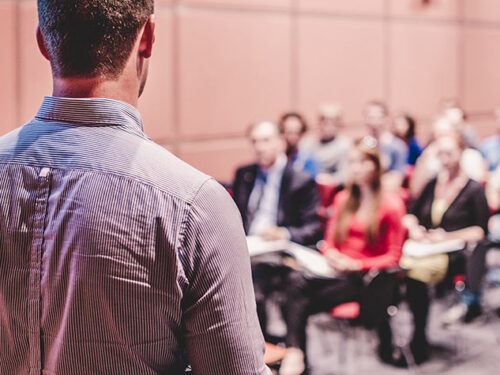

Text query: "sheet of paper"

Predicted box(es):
[246, 236, 289, 257]
[287, 242, 339, 279]
[402, 239, 466, 258]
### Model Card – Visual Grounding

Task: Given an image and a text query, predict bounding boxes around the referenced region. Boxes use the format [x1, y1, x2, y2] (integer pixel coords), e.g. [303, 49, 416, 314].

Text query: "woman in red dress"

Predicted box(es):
[279, 138, 407, 375]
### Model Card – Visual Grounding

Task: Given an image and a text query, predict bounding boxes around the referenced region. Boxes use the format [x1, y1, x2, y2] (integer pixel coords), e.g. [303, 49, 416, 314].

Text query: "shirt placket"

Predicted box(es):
[28, 167, 52, 375]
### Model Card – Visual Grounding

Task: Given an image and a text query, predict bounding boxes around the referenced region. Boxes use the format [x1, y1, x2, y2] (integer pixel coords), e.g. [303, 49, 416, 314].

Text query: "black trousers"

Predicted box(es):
[465, 239, 495, 294]
[252, 257, 292, 342]
[283, 269, 395, 354]
[406, 239, 495, 349]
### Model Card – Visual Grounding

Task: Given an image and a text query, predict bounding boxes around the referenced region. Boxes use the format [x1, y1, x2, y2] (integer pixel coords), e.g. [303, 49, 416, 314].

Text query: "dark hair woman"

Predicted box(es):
[279, 138, 407, 375]
[393, 113, 422, 165]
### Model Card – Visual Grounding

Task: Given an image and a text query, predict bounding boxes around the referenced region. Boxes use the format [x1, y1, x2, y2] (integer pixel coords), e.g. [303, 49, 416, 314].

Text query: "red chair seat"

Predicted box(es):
[331, 302, 360, 320]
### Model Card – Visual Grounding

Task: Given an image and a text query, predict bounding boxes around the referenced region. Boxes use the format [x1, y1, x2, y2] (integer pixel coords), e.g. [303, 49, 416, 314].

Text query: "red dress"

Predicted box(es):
[323, 190, 407, 271]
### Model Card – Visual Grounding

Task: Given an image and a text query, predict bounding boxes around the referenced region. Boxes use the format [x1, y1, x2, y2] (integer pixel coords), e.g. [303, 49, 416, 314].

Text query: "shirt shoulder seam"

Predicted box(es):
[0, 161, 205, 204]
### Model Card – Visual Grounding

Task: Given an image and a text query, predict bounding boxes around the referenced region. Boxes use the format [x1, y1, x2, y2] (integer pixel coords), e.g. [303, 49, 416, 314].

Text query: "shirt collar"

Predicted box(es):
[259, 153, 287, 176]
[35, 96, 146, 136]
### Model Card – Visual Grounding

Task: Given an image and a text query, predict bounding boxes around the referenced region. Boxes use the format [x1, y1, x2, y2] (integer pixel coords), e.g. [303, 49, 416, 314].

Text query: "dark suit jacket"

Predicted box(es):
[232, 162, 322, 246]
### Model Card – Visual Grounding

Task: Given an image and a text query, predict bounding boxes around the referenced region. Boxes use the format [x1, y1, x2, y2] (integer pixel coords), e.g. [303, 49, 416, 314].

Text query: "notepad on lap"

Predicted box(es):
[402, 239, 466, 258]
[246, 236, 339, 279]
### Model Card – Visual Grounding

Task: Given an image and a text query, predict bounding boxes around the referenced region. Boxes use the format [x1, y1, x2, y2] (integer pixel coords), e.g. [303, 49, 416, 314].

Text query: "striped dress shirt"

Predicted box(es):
[0, 97, 270, 375]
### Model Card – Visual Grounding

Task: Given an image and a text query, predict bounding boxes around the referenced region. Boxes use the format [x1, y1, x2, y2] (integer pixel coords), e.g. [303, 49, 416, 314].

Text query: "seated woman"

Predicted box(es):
[392, 112, 422, 166]
[401, 133, 489, 364]
[279, 138, 407, 375]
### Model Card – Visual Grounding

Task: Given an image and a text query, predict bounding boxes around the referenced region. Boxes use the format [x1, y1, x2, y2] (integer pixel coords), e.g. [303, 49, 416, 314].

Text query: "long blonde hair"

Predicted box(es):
[334, 139, 383, 245]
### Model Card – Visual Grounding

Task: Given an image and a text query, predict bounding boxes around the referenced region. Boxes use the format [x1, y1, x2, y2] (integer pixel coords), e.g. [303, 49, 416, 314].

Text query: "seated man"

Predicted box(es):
[365, 100, 409, 190]
[232, 121, 322, 340]
[300, 103, 352, 186]
[480, 107, 500, 172]
[278, 112, 320, 179]
[233, 121, 322, 246]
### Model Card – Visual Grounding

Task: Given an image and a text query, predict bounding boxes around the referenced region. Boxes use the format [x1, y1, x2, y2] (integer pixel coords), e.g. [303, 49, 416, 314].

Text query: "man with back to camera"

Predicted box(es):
[0, 1, 270, 374]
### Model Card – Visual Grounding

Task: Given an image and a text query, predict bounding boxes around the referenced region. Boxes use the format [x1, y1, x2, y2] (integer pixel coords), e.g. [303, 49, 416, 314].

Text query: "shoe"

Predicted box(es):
[441, 303, 468, 326]
[378, 346, 408, 368]
[464, 302, 482, 323]
[441, 303, 483, 326]
[279, 348, 305, 375]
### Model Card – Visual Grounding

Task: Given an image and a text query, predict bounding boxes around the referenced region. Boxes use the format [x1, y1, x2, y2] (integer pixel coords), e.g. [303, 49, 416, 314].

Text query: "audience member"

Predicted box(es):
[392, 113, 422, 166]
[401, 134, 489, 364]
[300, 103, 352, 186]
[278, 139, 406, 375]
[233, 121, 321, 245]
[0, 1, 270, 374]
[479, 107, 500, 172]
[440, 99, 479, 149]
[487, 166, 500, 243]
[364, 101, 409, 189]
[232, 121, 322, 341]
[279, 112, 320, 178]
[410, 117, 487, 199]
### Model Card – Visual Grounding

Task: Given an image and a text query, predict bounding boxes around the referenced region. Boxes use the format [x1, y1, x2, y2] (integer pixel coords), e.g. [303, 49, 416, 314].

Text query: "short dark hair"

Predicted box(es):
[278, 112, 308, 134]
[402, 114, 416, 140]
[38, 0, 154, 78]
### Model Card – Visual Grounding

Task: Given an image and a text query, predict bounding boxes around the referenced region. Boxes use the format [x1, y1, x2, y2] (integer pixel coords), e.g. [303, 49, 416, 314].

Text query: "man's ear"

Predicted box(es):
[36, 26, 50, 61]
[138, 15, 155, 59]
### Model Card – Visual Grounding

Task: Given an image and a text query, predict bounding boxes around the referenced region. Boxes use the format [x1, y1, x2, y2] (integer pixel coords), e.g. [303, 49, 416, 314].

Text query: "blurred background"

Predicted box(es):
[2, 0, 500, 183]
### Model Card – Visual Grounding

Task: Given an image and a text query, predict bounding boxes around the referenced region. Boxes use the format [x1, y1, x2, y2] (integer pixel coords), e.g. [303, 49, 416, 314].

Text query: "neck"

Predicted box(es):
[286, 147, 298, 158]
[359, 184, 374, 200]
[445, 166, 461, 180]
[260, 153, 286, 171]
[52, 75, 139, 107]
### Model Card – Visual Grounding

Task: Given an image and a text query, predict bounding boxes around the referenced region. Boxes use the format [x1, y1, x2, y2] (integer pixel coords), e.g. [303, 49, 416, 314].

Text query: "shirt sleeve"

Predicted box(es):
[392, 140, 409, 174]
[285, 175, 323, 246]
[408, 178, 435, 222]
[179, 178, 271, 375]
[469, 182, 490, 235]
[358, 197, 407, 271]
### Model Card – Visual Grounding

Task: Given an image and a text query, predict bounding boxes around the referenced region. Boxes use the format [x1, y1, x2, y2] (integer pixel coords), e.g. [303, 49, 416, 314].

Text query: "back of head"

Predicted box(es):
[38, 0, 154, 78]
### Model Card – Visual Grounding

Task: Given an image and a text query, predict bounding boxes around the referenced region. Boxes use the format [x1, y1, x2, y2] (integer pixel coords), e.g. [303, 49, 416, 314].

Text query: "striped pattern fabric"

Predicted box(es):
[0, 97, 270, 375]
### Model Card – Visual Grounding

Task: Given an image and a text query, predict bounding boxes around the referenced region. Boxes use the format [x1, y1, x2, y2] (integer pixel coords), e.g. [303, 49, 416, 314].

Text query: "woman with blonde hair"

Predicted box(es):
[401, 133, 489, 364]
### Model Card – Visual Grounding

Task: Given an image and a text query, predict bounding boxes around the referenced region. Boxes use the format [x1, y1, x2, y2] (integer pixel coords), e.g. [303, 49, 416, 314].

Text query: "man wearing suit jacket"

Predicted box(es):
[233, 121, 322, 246]
[232, 121, 322, 341]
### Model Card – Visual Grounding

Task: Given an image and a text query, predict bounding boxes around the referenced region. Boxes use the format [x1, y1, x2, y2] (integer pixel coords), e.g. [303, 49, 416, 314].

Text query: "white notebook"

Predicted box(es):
[402, 239, 466, 258]
[246, 236, 338, 278]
